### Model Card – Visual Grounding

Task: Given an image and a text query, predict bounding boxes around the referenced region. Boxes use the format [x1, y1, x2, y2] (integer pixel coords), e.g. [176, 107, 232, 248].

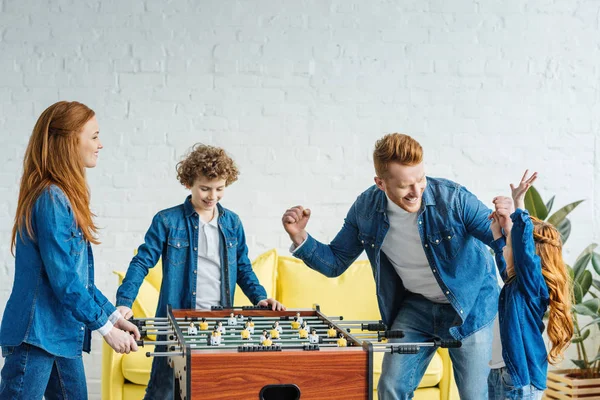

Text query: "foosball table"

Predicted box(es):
[131, 305, 461, 400]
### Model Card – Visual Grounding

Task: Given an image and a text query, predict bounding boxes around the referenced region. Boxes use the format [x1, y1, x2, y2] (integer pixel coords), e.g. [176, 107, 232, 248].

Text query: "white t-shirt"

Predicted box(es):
[381, 194, 449, 303]
[195, 213, 222, 310]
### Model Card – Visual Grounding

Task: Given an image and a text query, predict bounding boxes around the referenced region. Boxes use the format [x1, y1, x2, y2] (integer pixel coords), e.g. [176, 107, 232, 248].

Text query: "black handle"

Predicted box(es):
[391, 345, 420, 354]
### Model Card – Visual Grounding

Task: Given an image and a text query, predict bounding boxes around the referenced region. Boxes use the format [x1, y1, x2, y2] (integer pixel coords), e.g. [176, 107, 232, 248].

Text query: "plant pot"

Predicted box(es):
[544, 369, 600, 399]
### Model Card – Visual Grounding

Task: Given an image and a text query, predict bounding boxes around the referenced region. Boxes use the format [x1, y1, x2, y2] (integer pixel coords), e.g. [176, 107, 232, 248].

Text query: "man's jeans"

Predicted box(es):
[488, 367, 544, 400]
[378, 293, 493, 400]
[144, 349, 173, 400]
[0, 343, 87, 399]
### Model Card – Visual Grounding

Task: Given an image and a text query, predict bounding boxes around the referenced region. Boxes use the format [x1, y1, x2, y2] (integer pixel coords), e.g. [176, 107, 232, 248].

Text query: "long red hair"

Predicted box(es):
[11, 101, 99, 252]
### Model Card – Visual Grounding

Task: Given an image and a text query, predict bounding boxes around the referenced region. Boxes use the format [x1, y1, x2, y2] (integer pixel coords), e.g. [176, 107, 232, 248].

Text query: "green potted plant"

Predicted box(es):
[523, 187, 600, 396]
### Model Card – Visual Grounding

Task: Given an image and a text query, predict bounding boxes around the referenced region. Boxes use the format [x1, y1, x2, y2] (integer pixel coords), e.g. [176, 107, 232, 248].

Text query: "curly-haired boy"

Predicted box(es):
[116, 144, 284, 399]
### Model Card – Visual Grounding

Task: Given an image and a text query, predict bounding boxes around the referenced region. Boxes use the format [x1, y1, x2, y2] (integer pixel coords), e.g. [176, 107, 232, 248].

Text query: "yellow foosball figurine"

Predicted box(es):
[270, 328, 280, 339]
[290, 316, 300, 330]
[247, 317, 255, 334]
[327, 325, 337, 338]
[337, 333, 347, 347]
[298, 328, 308, 339]
[261, 331, 272, 346]
[240, 327, 251, 340]
[199, 317, 209, 331]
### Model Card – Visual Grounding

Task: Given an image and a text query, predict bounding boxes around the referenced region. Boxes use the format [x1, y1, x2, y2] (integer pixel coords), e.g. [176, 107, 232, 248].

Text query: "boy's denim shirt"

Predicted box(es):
[294, 177, 502, 340]
[116, 196, 267, 318]
[495, 208, 550, 390]
[0, 185, 116, 358]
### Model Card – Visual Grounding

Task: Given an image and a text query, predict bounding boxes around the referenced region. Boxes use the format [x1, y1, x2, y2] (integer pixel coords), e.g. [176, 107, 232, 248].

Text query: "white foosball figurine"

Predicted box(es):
[227, 312, 237, 326]
[295, 312, 304, 325]
[246, 317, 255, 334]
[236, 314, 244, 323]
[187, 322, 198, 336]
[216, 321, 226, 334]
[273, 321, 283, 334]
[210, 329, 222, 346]
[299, 321, 309, 333]
[309, 329, 319, 344]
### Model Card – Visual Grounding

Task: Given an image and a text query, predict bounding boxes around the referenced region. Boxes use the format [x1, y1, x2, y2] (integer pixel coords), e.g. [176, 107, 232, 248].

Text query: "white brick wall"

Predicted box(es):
[1, 0, 599, 397]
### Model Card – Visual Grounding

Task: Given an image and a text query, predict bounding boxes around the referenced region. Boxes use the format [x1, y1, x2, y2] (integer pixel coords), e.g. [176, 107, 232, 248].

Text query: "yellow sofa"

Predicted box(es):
[102, 249, 459, 400]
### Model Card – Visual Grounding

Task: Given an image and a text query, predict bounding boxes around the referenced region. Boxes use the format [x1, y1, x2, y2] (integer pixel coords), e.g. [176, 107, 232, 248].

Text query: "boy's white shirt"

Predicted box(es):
[195, 210, 222, 310]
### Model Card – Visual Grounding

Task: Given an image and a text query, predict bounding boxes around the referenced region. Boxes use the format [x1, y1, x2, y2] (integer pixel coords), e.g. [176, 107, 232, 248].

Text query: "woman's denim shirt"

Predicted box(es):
[495, 209, 550, 390]
[293, 177, 501, 340]
[116, 196, 267, 318]
[0, 185, 116, 358]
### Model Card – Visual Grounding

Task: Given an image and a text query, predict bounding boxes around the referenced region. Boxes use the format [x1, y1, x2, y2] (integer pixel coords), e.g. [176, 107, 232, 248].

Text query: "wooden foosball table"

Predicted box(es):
[131, 305, 461, 400]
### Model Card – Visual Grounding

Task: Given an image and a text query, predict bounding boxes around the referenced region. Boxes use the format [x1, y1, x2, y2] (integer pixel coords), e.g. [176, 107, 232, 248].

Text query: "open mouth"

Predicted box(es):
[403, 196, 419, 204]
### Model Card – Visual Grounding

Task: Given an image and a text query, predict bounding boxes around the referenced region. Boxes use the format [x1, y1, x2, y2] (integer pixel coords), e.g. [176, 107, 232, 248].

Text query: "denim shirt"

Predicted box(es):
[0, 185, 116, 358]
[116, 196, 267, 318]
[293, 177, 501, 339]
[496, 209, 550, 390]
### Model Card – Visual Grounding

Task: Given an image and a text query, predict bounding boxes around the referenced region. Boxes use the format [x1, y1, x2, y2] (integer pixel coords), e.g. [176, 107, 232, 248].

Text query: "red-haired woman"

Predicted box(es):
[0, 101, 140, 399]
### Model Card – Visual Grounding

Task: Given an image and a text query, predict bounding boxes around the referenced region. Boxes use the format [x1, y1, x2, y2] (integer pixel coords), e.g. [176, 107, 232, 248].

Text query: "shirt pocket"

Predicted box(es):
[225, 237, 238, 264]
[358, 233, 377, 250]
[167, 237, 189, 267]
[69, 228, 86, 257]
[427, 228, 460, 261]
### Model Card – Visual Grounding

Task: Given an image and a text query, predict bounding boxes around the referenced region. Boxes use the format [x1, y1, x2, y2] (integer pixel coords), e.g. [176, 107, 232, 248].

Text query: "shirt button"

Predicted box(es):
[432, 269, 436, 273]
[194, 247, 197, 251]
[460, 310, 463, 314]
[371, 244, 375, 248]
[192, 291, 196, 295]
[193, 270, 197, 274]
[177, 243, 180, 248]
[435, 239, 439, 243]
[445, 291, 449, 294]
[447, 236, 452, 239]
[418, 221, 422, 224]
[361, 240, 365, 244]
[194, 226, 198, 229]
[424, 244, 428, 248]
[81, 326, 85, 330]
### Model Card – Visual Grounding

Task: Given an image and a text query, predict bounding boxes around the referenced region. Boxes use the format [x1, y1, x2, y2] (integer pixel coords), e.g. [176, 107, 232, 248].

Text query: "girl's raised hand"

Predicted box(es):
[510, 170, 538, 210]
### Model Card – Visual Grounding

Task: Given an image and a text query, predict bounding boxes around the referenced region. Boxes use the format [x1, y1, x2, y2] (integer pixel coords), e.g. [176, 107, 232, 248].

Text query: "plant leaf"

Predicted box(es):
[580, 317, 600, 330]
[573, 281, 583, 304]
[573, 299, 600, 316]
[545, 195, 555, 215]
[556, 218, 572, 244]
[570, 359, 588, 369]
[571, 329, 590, 343]
[592, 252, 600, 276]
[524, 186, 548, 220]
[547, 200, 584, 227]
[576, 270, 593, 298]
[592, 279, 600, 292]
[573, 244, 598, 280]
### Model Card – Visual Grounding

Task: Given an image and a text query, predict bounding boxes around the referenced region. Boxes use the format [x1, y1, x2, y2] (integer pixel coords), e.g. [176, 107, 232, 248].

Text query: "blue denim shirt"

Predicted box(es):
[0, 185, 116, 358]
[116, 196, 268, 318]
[496, 209, 549, 390]
[294, 177, 502, 339]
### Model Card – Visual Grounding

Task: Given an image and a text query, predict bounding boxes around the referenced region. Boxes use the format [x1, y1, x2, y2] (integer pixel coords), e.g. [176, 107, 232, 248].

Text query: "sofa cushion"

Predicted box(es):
[276, 255, 380, 321]
[121, 344, 154, 385]
[234, 249, 278, 306]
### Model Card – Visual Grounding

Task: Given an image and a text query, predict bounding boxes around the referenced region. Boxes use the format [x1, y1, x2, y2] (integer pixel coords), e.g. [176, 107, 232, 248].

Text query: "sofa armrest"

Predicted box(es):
[102, 340, 125, 400]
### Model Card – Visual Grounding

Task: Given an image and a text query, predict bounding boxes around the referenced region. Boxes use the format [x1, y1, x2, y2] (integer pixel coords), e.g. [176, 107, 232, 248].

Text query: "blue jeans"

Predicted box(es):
[488, 367, 544, 400]
[144, 350, 173, 400]
[377, 293, 493, 400]
[0, 343, 87, 399]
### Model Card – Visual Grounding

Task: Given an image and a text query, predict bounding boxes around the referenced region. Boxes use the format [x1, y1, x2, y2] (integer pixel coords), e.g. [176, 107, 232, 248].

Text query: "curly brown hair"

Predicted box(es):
[176, 144, 239, 187]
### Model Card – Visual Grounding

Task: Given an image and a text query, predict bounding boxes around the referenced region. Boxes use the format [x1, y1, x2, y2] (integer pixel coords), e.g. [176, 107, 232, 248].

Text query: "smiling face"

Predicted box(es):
[78, 116, 102, 168]
[188, 174, 226, 215]
[375, 162, 427, 213]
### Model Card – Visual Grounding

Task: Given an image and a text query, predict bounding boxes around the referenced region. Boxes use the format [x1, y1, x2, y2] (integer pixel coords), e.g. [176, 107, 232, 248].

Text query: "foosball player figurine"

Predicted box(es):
[261, 332, 272, 346]
[290, 316, 300, 330]
[216, 320, 226, 334]
[244, 320, 254, 334]
[187, 322, 198, 336]
[298, 326, 309, 339]
[273, 321, 283, 334]
[300, 320, 310, 332]
[240, 326, 251, 340]
[210, 327, 222, 346]
[227, 312, 237, 326]
[270, 324, 280, 340]
[247, 317, 255, 333]
[236, 314, 244, 323]
[308, 329, 319, 344]
[295, 312, 304, 325]
[337, 332, 347, 347]
[327, 324, 337, 338]
[199, 317, 209, 331]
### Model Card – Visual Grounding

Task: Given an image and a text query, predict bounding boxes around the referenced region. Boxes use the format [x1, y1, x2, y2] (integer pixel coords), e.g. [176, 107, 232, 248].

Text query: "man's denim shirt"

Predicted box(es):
[0, 185, 116, 358]
[294, 177, 502, 340]
[116, 196, 267, 318]
[496, 209, 550, 390]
